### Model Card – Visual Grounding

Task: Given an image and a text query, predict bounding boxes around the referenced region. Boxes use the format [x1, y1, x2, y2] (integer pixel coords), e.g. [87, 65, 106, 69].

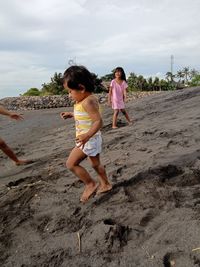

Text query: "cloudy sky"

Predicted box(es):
[0, 0, 200, 98]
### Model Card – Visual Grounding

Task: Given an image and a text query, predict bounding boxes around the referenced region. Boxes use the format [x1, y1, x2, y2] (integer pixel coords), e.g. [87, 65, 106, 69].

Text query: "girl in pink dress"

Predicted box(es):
[108, 67, 131, 128]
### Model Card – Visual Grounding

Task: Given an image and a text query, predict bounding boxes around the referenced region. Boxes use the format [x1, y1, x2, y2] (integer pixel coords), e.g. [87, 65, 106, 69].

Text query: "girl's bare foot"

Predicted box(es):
[96, 183, 112, 195]
[15, 159, 34, 166]
[112, 126, 118, 129]
[80, 182, 98, 203]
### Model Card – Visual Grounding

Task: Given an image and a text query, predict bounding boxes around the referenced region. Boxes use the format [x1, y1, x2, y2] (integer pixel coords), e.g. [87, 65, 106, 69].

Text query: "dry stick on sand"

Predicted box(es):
[7, 180, 42, 190]
[141, 246, 155, 260]
[192, 247, 200, 252]
[77, 231, 81, 253]
[7, 180, 55, 190]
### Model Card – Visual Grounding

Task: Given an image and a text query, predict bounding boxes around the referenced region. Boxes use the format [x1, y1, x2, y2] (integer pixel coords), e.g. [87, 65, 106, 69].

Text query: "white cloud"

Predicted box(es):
[0, 0, 200, 98]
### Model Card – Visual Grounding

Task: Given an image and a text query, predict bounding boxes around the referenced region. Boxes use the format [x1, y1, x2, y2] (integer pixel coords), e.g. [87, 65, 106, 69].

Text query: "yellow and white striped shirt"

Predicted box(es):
[74, 97, 101, 137]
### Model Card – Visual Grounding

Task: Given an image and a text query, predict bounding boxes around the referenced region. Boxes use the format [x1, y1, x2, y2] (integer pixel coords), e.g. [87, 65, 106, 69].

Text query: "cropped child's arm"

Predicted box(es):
[123, 88, 128, 102]
[76, 97, 102, 146]
[0, 105, 23, 120]
[108, 87, 112, 105]
[60, 112, 74, 120]
[0, 106, 10, 116]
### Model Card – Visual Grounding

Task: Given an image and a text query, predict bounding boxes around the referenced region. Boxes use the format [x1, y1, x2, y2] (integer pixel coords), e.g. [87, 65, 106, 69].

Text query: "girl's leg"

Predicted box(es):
[0, 137, 30, 165]
[112, 109, 119, 128]
[121, 109, 132, 124]
[66, 147, 98, 202]
[88, 154, 112, 194]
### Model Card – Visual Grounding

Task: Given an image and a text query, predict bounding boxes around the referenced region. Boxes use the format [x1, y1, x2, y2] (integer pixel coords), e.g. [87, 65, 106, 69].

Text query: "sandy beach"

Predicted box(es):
[1, 87, 200, 267]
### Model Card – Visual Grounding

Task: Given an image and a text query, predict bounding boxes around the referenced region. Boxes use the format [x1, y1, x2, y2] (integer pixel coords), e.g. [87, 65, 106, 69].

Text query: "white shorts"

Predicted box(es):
[76, 134, 102, 157]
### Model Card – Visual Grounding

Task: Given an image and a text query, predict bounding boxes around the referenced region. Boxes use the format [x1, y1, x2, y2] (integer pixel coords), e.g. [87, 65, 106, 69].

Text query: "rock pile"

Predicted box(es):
[0, 91, 161, 110]
[0, 95, 73, 110]
[127, 91, 161, 102]
[99, 91, 161, 104]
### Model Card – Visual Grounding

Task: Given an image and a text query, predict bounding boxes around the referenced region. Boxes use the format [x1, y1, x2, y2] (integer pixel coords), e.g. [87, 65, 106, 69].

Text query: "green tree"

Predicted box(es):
[136, 75, 145, 90]
[92, 73, 105, 93]
[41, 72, 65, 95]
[190, 74, 200, 86]
[101, 69, 115, 81]
[127, 72, 138, 91]
[143, 78, 149, 91]
[23, 88, 41, 96]
[147, 77, 153, 91]
[160, 79, 168, 91]
[159, 79, 175, 91]
[189, 68, 199, 80]
[153, 77, 160, 91]
[176, 70, 184, 83]
[165, 72, 174, 82]
[182, 67, 190, 84]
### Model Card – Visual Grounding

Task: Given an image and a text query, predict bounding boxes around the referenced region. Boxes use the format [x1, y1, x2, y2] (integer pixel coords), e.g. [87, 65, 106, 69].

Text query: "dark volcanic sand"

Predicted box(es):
[1, 87, 200, 267]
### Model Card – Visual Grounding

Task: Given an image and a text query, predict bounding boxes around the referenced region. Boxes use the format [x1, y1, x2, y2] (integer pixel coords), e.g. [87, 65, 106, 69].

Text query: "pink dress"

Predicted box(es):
[110, 79, 128, 109]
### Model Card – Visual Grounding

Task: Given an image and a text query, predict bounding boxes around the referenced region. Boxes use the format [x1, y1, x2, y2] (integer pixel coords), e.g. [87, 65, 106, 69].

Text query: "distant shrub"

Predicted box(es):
[23, 88, 41, 96]
[190, 74, 200, 87]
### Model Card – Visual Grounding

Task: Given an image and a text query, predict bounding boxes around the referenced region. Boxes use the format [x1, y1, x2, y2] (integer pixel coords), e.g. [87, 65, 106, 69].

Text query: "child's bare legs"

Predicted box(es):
[112, 109, 119, 128]
[88, 154, 112, 194]
[66, 147, 98, 202]
[121, 109, 132, 124]
[0, 137, 30, 165]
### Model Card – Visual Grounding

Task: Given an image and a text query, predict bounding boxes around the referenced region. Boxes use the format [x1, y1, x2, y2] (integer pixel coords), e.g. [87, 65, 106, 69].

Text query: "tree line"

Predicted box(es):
[127, 67, 200, 91]
[23, 67, 200, 96]
[23, 72, 104, 96]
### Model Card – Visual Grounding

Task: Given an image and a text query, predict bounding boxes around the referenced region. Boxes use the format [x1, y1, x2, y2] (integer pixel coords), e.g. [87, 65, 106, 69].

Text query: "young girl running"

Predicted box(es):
[108, 67, 132, 128]
[60, 65, 112, 203]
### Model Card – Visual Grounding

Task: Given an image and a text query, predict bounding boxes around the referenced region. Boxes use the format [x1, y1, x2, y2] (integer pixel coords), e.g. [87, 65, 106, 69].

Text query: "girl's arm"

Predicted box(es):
[60, 112, 74, 119]
[0, 106, 11, 116]
[0, 106, 23, 120]
[123, 87, 128, 102]
[76, 97, 102, 146]
[108, 86, 112, 105]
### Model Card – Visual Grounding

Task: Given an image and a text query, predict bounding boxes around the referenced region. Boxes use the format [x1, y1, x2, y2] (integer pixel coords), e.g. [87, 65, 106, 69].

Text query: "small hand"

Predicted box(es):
[108, 100, 112, 106]
[76, 133, 90, 148]
[60, 112, 73, 119]
[9, 113, 24, 121]
[123, 94, 127, 102]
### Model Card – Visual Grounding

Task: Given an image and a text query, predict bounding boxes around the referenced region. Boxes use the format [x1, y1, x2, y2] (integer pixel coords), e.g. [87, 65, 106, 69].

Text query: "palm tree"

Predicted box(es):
[182, 67, 190, 84]
[189, 68, 199, 80]
[153, 77, 160, 91]
[136, 75, 145, 91]
[176, 70, 184, 83]
[147, 77, 153, 91]
[165, 72, 174, 82]
[127, 72, 138, 90]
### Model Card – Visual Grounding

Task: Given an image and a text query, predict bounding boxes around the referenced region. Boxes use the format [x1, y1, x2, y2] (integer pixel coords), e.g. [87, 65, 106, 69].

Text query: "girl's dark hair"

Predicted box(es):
[63, 65, 95, 92]
[114, 67, 126, 81]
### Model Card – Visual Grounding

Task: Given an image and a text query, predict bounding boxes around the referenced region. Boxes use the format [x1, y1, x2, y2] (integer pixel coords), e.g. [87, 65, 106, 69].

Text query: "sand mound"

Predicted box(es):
[0, 87, 200, 267]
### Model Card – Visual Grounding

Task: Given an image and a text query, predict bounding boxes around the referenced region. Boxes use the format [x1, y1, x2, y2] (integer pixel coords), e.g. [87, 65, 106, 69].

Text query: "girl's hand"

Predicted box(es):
[123, 94, 127, 102]
[9, 113, 24, 121]
[60, 112, 73, 119]
[76, 133, 90, 148]
[108, 99, 112, 106]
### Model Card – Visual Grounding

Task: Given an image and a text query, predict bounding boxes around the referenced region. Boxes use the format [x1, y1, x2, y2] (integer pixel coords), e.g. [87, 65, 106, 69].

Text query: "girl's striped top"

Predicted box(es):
[74, 96, 101, 137]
